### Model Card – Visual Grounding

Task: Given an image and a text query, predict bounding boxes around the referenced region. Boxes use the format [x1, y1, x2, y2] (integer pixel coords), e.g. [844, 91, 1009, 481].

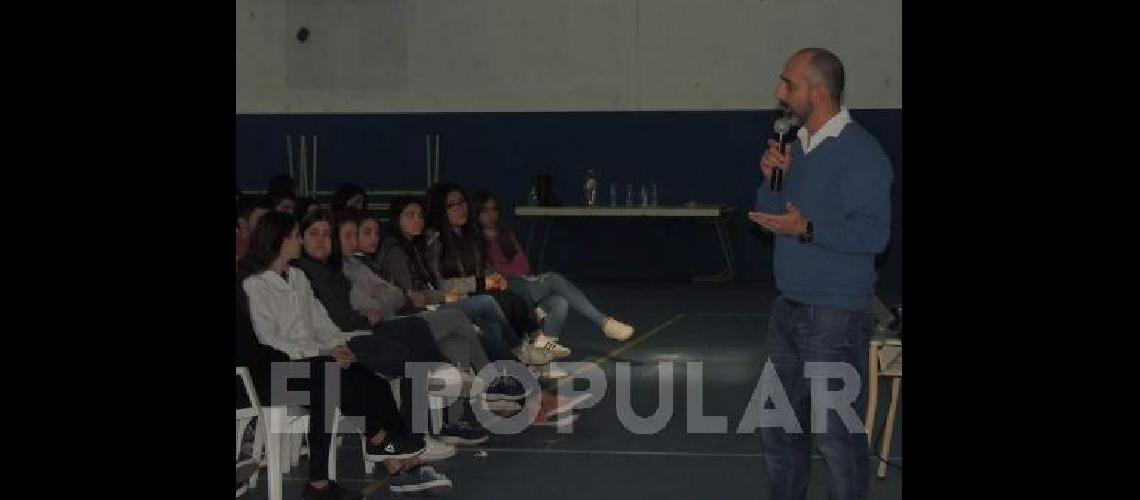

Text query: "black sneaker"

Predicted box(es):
[364, 433, 426, 461]
[440, 420, 490, 445]
[301, 480, 364, 500]
[483, 376, 529, 401]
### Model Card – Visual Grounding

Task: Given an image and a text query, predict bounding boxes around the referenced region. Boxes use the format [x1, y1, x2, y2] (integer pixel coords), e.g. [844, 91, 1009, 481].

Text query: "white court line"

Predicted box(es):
[470, 447, 901, 461]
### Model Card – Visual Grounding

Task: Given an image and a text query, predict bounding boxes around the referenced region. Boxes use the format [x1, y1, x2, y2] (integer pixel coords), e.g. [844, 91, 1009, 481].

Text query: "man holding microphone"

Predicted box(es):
[749, 47, 893, 500]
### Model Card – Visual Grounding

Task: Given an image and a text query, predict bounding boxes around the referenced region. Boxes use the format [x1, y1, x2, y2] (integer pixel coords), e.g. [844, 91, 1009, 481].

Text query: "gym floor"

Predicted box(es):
[240, 280, 902, 499]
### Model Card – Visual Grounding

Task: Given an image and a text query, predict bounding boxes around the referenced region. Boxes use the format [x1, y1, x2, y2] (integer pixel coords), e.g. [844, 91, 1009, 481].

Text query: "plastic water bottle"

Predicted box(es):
[651, 183, 658, 206]
[639, 184, 649, 207]
[583, 169, 598, 206]
[625, 183, 634, 206]
[609, 183, 617, 207]
[528, 185, 540, 206]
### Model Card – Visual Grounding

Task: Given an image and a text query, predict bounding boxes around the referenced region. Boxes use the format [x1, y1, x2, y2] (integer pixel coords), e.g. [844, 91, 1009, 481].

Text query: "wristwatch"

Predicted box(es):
[798, 220, 814, 244]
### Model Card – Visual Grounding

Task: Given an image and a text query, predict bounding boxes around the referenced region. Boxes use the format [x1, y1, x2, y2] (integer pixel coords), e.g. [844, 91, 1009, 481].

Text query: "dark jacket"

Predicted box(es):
[436, 226, 489, 294]
[376, 230, 450, 304]
[291, 256, 372, 332]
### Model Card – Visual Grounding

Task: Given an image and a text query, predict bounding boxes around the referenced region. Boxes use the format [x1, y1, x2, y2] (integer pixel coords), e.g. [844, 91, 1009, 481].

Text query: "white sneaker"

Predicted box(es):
[484, 399, 523, 413]
[513, 343, 554, 365]
[533, 333, 571, 358]
[419, 435, 457, 462]
[602, 317, 634, 341]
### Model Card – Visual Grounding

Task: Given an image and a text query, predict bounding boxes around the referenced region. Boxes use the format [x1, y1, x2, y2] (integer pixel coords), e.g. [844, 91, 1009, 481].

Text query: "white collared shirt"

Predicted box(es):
[797, 107, 852, 154]
[242, 267, 365, 359]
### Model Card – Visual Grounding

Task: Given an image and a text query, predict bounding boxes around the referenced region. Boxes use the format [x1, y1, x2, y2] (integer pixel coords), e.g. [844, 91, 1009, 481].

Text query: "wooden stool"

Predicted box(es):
[865, 338, 902, 479]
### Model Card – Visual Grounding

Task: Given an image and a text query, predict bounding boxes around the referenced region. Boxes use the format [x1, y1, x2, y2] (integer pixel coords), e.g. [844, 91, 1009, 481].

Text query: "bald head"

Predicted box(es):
[792, 48, 845, 107]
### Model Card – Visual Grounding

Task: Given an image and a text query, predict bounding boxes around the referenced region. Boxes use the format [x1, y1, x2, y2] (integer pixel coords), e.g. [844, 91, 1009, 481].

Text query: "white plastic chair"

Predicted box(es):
[240, 366, 440, 494]
[237, 366, 310, 500]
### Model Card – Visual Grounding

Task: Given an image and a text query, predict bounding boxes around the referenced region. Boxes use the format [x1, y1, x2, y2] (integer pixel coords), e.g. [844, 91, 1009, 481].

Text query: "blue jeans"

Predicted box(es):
[508, 272, 606, 338]
[759, 296, 874, 500]
[443, 294, 520, 361]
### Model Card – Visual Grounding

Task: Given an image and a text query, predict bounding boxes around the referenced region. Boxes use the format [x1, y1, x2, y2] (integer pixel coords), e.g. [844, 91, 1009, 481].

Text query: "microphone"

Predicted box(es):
[770, 115, 798, 191]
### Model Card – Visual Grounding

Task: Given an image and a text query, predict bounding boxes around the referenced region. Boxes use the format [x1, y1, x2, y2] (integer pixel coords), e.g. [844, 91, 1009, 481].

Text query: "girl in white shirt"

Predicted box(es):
[239, 211, 453, 495]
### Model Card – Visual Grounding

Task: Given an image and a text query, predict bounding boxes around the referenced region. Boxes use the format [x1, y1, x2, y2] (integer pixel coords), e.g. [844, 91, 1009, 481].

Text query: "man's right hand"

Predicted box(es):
[444, 291, 462, 303]
[760, 139, 792, 179]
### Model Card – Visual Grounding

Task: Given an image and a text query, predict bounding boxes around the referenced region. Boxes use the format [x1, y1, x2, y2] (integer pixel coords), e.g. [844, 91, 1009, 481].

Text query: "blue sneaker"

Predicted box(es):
[483, 376, 529, 401]
[389, 464, 453, 494]
[440, 420, 490, 445]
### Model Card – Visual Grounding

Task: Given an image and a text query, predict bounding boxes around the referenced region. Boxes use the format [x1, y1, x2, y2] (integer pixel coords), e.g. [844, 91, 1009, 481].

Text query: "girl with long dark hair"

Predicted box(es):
[472, 190, 635, 356]
[425, 183, 573, 359]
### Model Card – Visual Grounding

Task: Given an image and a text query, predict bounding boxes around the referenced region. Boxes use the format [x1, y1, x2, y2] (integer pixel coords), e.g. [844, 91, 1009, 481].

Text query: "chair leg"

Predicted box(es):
[877, 377, 901, 479]
[328, 408, 341, 481]
[250, 416, 266, 486]
[265, 407, 285, 500]
[289, 416, 308, 470]
[237, 418, 250, 460]
[865, 345, 880, 442]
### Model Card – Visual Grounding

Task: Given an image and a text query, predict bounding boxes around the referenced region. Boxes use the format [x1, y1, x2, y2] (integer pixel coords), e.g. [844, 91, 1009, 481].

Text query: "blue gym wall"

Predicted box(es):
[235, 109, 901, 301]
[236, 0, 902, 301]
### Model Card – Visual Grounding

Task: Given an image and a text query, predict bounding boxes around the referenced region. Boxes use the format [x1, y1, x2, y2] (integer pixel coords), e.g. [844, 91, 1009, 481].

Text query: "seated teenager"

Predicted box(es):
[473, 189, 635, 355]
[238, 212, 452, 495]
[425, 182, 551, 357]
[372, 197, 553, 369]
[237, 195, 271, 262]
[338, 211, 490, 380]
[289, 210, 472, 456]
[338, 211, 505, 443]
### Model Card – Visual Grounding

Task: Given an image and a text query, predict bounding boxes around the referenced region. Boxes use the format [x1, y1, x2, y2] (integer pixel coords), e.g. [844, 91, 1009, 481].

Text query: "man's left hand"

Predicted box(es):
[748, 202, 808, 236]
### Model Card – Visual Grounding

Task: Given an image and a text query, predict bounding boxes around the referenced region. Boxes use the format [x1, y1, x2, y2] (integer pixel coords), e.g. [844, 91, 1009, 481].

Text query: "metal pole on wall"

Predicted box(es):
[434, 134, 440, 185]
[299, 135, 308, 198]
[312, 134, 318, 197]
[286, 134, 294, 181]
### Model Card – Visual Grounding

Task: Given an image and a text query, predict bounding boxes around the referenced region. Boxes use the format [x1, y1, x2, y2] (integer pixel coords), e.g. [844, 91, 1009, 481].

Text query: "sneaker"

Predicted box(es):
[483, 376, 530, 401]
[364, 433, 426, 461]
[602, 317, 634, 341]
[420, 435, 457, 461]
[485, 399, 523, 413]
[533, 333, 571, 358]
[440, 420, 490, 445]
[389, 464, 453, 494]
[513, 343, 555, 365]
[302, 480, 364, 500]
